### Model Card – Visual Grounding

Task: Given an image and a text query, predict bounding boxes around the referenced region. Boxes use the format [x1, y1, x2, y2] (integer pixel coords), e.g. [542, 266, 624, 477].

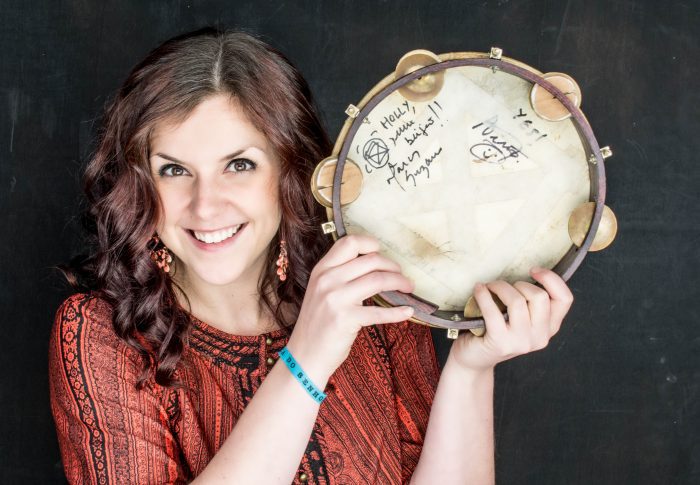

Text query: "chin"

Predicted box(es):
[198, 269, 247, 287]
[178, 258, 244, 286]
[174, 246, 270, 288]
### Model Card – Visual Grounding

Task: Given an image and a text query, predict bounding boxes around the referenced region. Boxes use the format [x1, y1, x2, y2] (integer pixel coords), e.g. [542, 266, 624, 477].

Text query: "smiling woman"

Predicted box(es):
[49, 28, 573, 485]
[57, 29, 332, 383]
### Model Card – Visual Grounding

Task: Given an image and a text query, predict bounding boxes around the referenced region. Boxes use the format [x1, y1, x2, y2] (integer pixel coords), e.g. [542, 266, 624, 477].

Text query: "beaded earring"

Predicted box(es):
[149, 235, 173, 273]
[276, 240, 289, 281]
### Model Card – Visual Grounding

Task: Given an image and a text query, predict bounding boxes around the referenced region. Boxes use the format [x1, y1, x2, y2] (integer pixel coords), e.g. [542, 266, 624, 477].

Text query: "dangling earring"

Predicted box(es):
[149, 235, 173, 273]
[276, 240, 289, 281]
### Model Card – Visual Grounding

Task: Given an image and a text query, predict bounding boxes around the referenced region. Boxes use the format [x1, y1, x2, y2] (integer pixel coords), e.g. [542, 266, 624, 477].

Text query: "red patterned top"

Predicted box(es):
[49, 293, 440, 484]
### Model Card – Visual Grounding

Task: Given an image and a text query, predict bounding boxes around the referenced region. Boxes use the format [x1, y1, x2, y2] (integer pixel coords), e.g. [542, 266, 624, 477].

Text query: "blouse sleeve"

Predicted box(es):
[383, 320, 441, 483]
[48, 293, 187, 484]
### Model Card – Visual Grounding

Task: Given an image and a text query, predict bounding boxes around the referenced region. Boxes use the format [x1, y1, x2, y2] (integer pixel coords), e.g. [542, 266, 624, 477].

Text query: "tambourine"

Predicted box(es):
[311, 48, 617, 337]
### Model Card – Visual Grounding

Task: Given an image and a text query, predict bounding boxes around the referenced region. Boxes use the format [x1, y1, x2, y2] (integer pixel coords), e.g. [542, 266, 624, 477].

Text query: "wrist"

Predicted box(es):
[284, 335, 335, 387]
[445, 347, 496, 383]
[277, 347, 328, 404]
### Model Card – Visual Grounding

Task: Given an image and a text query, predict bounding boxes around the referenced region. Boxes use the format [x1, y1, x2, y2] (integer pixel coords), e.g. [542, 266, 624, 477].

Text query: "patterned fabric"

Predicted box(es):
[49, 293, 440, 484]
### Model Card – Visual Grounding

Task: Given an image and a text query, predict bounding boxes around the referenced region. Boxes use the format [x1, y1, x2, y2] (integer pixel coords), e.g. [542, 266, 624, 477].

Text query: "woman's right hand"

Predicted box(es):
[285, 234, 415, 382]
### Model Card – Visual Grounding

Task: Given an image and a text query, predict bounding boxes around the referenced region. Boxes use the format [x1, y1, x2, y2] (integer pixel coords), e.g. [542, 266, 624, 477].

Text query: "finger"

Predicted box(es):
[326, 252, 402, 284]
[513, 281, 551, 327]
[530, 268, 573, 334]
[473, 282, 507, 341]
[358, 304, 415, 326]
[513, 281, 552, 348]
[318, 235, 380, 270]
[486, 281, 530, 332]
[344, 271, 414, 303]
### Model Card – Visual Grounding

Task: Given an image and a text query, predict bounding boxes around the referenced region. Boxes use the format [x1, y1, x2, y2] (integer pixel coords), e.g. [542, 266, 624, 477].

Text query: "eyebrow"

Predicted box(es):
[153, 147, 261, 165]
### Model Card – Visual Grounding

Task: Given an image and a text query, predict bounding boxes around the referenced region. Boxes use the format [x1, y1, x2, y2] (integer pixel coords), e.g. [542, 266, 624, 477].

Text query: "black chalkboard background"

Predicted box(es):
[1, 0, 698, 483]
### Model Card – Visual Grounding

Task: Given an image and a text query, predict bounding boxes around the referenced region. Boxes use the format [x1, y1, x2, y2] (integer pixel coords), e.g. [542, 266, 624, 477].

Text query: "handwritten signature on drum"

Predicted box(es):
[360, 99, 446, 191]
[385, 147, 444, 190]
[469, 109, 549, 164]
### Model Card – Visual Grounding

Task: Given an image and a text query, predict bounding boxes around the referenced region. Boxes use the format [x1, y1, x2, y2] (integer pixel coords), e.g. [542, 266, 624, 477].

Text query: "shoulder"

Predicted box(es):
[49, 292, 142, 379]
[54, 292, 113, 329]
[51, 292, 118, 349]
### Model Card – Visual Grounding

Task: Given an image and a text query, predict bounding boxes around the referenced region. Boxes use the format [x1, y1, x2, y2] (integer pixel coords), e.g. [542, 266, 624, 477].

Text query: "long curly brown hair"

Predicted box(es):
[65, 28, 332, 388]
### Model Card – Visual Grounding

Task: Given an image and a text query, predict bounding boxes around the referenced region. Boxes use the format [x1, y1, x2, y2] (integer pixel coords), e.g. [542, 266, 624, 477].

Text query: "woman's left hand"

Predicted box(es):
[448, 267, 574, 373]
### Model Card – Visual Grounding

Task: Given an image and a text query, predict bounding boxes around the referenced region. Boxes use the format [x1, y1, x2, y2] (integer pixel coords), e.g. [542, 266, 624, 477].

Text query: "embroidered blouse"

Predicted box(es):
[49, 293, 440, 484]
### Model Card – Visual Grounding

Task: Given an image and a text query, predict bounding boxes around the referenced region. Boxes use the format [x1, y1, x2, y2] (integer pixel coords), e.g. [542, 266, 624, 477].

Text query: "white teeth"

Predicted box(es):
[193, 225, 242, 244]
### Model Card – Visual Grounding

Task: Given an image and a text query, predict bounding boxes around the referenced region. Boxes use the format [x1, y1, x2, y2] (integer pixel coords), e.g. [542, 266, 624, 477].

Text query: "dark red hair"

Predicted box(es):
[66, 29, 332, 388]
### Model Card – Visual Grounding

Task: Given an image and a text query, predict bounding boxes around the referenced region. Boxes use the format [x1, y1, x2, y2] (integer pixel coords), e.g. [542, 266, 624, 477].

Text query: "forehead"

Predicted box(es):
[149, 94, 271, 157]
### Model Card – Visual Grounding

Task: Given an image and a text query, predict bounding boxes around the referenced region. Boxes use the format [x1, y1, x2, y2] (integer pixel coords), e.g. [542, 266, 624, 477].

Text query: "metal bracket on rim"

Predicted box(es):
[321, 221, 336, 234]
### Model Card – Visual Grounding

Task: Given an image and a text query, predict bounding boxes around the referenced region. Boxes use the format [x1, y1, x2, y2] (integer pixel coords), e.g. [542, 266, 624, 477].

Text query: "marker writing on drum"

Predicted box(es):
[513, 108, 548, 142]
[380, 100, 414, 130]
[404, 147, 443, 187]
[388, 103, 443, 147]
[384, 146, 443, 190]
[470, 117, 527, 164]
[427, 100, 443, 120]
[389, 120, 415, 146]
[405, 116, 436, 145]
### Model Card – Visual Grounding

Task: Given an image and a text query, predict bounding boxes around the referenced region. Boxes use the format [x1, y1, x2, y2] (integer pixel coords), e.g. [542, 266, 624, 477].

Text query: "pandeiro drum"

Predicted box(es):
[311, 48, 617, 335]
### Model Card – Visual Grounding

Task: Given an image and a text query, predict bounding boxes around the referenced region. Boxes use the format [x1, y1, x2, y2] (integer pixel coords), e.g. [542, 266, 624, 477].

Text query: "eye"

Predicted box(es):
[159, 164, 189, 177]
[226, 159, 257, 173]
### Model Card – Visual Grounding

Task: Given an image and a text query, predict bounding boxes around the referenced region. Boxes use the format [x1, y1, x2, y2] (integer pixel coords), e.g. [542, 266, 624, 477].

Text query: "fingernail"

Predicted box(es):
[403, 306, 415, 317]
[475, 282, 484, 291]
[530, 266, 544, 275]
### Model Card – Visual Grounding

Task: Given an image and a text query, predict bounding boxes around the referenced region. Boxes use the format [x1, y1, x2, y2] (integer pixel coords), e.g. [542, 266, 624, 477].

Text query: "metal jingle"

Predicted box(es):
[311, 156, 363, 208]
[464, 293, 507, 318]
[394, 49, 445, 102]
[464, 295, 482, 319]
[464, 293, 499, 336]
[568, 202, 618, 251]
[530, 72, 582, 122]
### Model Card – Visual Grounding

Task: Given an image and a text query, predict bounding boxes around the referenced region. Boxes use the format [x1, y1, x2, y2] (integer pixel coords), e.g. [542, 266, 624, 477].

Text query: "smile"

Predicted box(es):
[191, 224, 244, 244]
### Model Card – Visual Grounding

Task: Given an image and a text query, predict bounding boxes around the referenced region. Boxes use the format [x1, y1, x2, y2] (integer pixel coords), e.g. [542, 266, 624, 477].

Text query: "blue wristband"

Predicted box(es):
[278, 347, 327, 404]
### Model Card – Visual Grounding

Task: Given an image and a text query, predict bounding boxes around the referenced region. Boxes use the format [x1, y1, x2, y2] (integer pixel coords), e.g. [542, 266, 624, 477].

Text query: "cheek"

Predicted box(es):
[155, 184, 188, 230]
[266, 176, 282, 224]
[249, 169, 281, 219]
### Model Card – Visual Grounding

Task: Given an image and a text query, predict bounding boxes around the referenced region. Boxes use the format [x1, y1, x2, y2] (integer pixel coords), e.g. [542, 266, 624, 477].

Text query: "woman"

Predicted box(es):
[49, 29, 573, 484]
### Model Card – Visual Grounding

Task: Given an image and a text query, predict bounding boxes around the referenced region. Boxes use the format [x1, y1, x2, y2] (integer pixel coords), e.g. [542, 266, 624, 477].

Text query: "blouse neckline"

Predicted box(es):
[187, 312, 291, 347]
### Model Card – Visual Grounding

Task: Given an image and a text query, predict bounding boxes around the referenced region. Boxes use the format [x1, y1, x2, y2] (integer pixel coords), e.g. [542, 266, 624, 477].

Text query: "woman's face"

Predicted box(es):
[149, 94, 281, 288]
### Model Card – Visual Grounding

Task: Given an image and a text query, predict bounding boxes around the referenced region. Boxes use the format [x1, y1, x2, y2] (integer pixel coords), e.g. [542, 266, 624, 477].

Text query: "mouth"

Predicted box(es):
[187, 223, 247, 248]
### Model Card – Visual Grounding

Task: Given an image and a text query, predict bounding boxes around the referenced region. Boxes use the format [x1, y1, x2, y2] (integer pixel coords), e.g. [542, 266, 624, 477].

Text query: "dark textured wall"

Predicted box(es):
[1, 0, 698, 483]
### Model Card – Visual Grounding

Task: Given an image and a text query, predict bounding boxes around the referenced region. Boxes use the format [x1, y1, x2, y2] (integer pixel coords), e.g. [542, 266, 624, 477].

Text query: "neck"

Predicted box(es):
[173, 261, 279, 337]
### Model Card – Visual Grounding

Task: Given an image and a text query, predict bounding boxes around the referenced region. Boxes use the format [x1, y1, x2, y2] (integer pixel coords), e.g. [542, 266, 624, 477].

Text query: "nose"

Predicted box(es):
[190, 176, 227, 221]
